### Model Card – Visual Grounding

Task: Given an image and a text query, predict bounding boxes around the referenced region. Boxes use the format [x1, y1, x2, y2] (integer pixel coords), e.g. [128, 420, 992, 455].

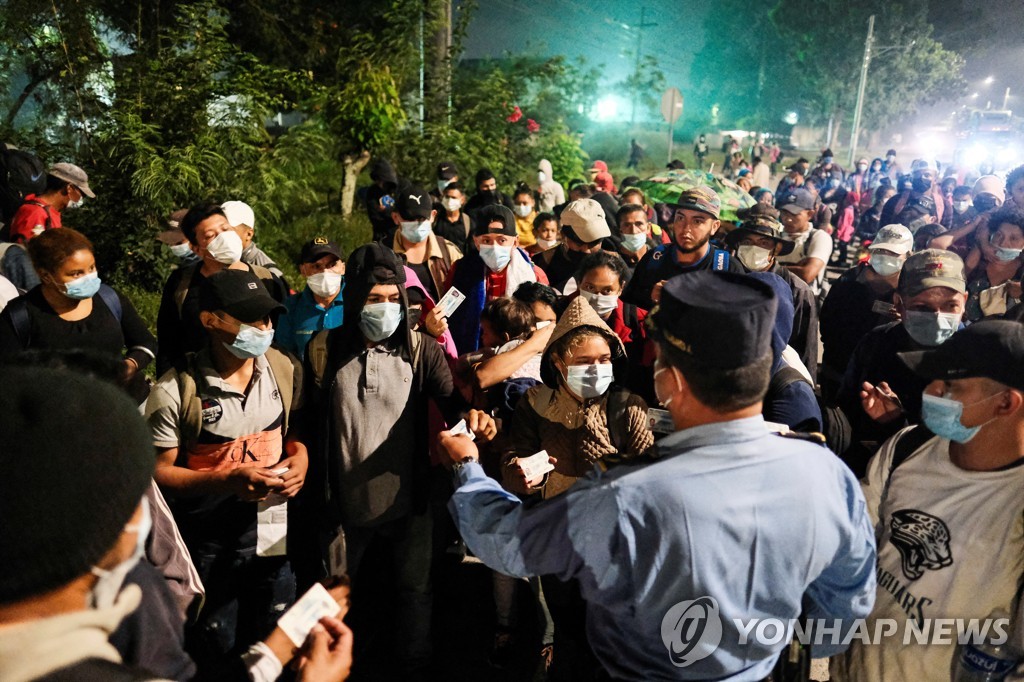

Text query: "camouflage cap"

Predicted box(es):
[725, 215, 795, 256]
[672, 186, 721, 219]
[898, 249, 966, 297]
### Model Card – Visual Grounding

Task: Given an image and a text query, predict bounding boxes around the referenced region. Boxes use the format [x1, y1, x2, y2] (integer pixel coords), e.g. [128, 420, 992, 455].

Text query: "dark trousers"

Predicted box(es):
[346, 510, 434, 672]
[541, 575, 601, 681]
[184, 542, 294, 671]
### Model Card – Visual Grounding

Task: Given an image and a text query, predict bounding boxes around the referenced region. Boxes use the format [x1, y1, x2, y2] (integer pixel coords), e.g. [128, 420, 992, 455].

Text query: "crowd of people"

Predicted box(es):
[2, 146, 1024, 682]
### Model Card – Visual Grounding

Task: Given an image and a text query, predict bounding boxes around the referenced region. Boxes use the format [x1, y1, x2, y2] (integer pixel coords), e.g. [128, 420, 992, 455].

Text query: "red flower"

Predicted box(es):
[526, 118, 540, 133]
[506, 105, 523, 123]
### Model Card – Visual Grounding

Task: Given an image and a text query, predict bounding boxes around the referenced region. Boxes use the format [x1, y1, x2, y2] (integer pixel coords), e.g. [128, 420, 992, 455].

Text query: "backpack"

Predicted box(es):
[767, 365, 851, 454]
[0, 143, 46, 231]
[173, 345, 301, 451]
[5, 284, 122, 347]
[0, 241, 25, 279]
[880, 424, 935, 502]
[306, 326, 424, 390]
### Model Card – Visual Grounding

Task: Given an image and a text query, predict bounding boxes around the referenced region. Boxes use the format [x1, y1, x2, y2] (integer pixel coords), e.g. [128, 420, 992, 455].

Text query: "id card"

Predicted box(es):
[645, 408, 674, 434]
[519, 450, 554, 479]
[435, 287, 466, 318]
[277, 583, 342, 647]
[450, 419, 476, 441]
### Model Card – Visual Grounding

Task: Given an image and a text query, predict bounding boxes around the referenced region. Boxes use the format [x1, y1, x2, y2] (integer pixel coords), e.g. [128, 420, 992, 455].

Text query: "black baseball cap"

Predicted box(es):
[437, 161, 459, 181]
[646, 270, 777, 370]
[900, 320, 1024, 391]
[394, 185, 433, 220]
[474, 204, 517, 237]
[199, 269, 285, 323]
[300, 236, 344, 264]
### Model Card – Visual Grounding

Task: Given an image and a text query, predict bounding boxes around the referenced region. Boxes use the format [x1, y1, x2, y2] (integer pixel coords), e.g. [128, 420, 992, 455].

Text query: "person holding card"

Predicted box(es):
[440, 270, 876, 681]
[145, 268, 308, 670]
[390, 185, 462, 302]
[300, 243, 496, 678]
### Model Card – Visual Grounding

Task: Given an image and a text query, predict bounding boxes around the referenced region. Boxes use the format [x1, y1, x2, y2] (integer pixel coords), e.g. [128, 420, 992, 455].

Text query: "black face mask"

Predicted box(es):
[912, 177, 932, 193]
[478, 189, 498, 202]
[974, 196, 999, 213]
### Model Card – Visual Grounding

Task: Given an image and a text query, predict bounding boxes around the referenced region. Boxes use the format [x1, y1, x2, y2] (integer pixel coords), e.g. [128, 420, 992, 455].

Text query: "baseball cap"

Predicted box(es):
[221, 200, 255, 229]
[868, 224, 914, 255]
[475, 204, 517, 237]
[395, 185, 433, 220]
[559, 199, 610, 243]
[973, 175, 1006, 203]
[737, 202, 779, 222]
[672, 186, 721, 220]
[898, 249, 966, 297]
[436, 161, 459, 181]
[300, 236, 344, 264]
[899, 320, 1024, 391]
[646, 270, 777, 370]
[199, 269, 285, 322]
[726, 216, 795, 256]
[48, 163, 95, 198]
[779, 188, 815, 213]
[911, 159, 938, 173]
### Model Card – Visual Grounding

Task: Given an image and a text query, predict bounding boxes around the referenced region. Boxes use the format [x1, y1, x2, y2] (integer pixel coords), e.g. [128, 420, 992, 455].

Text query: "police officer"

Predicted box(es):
[621, 187, 744, 311]
[439, 270, 876, 680]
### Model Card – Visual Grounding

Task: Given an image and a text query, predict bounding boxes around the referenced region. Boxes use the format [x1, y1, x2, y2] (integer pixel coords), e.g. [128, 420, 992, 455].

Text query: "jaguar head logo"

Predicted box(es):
[890, 509, 952, 581]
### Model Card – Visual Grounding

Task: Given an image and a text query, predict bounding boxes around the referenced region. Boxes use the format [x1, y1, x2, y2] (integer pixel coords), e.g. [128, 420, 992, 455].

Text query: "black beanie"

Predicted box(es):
[0, 367, 154, 604]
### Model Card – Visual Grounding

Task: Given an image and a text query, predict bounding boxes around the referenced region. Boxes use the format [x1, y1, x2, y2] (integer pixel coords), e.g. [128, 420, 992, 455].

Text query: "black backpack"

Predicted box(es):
[0, 143, 47, 233]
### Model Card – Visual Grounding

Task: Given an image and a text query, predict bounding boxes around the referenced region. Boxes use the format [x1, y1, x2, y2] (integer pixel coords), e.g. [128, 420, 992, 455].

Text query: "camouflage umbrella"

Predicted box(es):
[636, 169, 756, 223]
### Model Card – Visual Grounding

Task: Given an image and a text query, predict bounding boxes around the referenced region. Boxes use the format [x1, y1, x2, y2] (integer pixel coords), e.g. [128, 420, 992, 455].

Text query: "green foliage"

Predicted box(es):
[618, 55, 667, 123]
[322, 61, 406, 152]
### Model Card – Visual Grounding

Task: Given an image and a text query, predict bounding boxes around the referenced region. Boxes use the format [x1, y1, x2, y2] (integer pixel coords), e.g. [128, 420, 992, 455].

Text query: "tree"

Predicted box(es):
[619, 55, 666, 124]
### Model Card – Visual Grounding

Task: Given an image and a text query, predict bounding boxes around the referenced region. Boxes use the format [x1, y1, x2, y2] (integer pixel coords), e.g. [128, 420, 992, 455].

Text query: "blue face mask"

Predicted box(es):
[620, 233, 647, 252]
[223, 322, 274, 359]
[921, 392, 1000, 444]
[903, 310, 961, 347]
[63, 272, 102, 300]
[993, 245, 1023, 262]
[479, 245, 512, 271]
[400, 220, 432, 244]
[360, 302, 403, 342]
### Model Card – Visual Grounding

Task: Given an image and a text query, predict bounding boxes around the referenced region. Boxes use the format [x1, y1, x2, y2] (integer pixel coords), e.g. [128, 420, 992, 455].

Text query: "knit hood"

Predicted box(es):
[540, 295, 626, 388]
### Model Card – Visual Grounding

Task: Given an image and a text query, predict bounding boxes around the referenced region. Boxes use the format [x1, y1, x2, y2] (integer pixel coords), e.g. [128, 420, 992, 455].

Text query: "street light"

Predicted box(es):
[848, 16, 913, 166]
[985, 76, 995, 85]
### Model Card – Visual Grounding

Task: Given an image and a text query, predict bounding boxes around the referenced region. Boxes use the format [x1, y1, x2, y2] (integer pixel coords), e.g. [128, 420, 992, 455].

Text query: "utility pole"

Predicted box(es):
[1003, 87, 1011, 110]
[629, 7, 658, 127]
[848, 14, 874, 167]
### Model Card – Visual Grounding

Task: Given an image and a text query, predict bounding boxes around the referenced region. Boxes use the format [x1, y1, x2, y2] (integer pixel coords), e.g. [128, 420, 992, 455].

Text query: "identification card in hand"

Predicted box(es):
[519, 450, 554, 479]
[646, 408, 674, 434]
[256, 493, 288, 557]
[277, 583, 342, 647]
[871, 300, 897, 317]
[450, 418, 476, 441]
[328, 527, 347, 578]
[435, 287, 466, 318]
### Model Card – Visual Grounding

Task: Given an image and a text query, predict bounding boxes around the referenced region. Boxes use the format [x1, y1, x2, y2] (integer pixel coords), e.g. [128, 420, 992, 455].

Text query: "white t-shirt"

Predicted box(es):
[831, 429, 1024, 682]
[777, 228, 833, 296]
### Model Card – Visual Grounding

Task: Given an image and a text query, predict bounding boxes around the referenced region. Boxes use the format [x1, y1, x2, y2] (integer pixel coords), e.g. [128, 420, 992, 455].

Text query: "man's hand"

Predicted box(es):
[510, 455, 558, 490]
[524, 322, 555, 352]
[295, 617, 354, 682]
[1008, 280, 1022, 300]
[123, 358, 139, 383]
[274, 452, 309, 498]
[466, 409, 498, 442]
[226, 467, 285, 501]
[651, 280, 666, 304]
[860, 381, 904, 424]
[438, 430, 481, 465]
[421, 306, 449, 338]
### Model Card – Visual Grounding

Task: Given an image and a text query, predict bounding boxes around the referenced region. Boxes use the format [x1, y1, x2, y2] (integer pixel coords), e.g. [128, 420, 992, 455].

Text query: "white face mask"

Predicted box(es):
[400, 219, 432, 244]
[67, 199, 84, 210]
[206, 230, 243, 264]
[737, 244, 773, 271]
[169, 242, 194, 259]
[564, 363, 614, 399]
[653, 359, 681, 408]
[580, 289, 619, 316]
[442, 197, 462, 212]
[513, 204, 533, 218]
[869, 253, 902, 277]
[536, 238, 559, 250]
[479, 244, 513, 271]
[90, 498, 151, 610]
[307, 271, 343, 298]
[538, 171, 547, 183]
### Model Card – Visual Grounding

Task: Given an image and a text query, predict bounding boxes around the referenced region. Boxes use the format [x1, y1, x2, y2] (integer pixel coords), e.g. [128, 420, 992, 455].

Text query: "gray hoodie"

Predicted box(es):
[537, 159, 565, 212]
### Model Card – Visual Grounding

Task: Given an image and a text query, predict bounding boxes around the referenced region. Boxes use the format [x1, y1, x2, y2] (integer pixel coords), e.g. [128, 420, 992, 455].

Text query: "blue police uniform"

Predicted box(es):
[448, 270, 877, 680]
[274, 286, 344, 359]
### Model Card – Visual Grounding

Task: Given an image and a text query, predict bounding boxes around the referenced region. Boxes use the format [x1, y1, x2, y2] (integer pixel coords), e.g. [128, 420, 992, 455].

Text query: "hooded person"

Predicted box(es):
[465, 167, 515, 215]
[300, 241, 496, 675]
[748, 271, 823, 433]
[365, 158, 400, 242]
[443, 204, 548, 354]
[537, 159, 566, 213]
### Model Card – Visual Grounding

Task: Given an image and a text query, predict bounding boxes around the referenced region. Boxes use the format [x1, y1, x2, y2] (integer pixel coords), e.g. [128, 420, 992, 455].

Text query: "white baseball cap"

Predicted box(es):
[221, 200, 255, 229]
[868, 224, 914, 255]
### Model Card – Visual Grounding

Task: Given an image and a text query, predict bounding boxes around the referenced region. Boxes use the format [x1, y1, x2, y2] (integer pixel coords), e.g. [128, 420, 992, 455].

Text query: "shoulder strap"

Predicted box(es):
[96, 284, 122, 322]
[308, 329, 331, 389]
[174, 264, 199, 318]
[623, 302, 639, 330]
[251, 263, 273, 281]
[605, 386, 631, 457]
[409, 328, 423, 390]
[0, 241, 18, 265]
[174, 355, 203, 452]
[23, 200, 53, 230]
[461, 212, 471, 239]
[265, 346, 298, 436]
[5, 295, 30, 347]
[768, 365, 809, 398]
[888, 424, 934, 478]
[435, 234, 452, 271]
[711, 248, 730, 271]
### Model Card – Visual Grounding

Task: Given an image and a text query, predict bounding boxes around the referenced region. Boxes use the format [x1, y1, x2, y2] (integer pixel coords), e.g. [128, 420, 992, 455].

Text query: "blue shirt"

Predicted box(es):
[449, 415, 876, 680]
[274, 287, 344, 359]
